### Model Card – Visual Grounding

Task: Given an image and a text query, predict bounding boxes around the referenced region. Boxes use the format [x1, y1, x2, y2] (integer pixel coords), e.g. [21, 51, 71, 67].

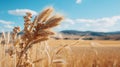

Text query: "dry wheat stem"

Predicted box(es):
[15, 7, 63, 67]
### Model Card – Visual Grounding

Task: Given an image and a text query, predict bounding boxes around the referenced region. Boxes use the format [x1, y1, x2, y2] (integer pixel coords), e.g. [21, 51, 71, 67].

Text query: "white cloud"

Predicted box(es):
[76, 0, 82, 4]
[4, 25, 13, 29]
[64, 18, 75, 24]
[0, 20, 14, 32]
[8, 9, 37, 16]
[0, 20, 14, 25]
[76, 16, 120, 27]
[76, 19, 95, 23]
[66, 16, 120, 27]
[95, 28, 109, 32]
[63, 16, 120, 32]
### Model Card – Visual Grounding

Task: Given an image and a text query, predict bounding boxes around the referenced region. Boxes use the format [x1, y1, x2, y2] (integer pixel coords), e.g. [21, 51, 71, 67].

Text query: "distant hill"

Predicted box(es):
[59, 30, 120, 40]
[1, 30, 120, 40]
[60, 30, 120, 36]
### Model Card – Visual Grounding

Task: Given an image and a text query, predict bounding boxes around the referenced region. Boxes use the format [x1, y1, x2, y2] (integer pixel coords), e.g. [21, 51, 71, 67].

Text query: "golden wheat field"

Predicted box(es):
[0, 7, 120, 67]
[1, 39, 120, 67]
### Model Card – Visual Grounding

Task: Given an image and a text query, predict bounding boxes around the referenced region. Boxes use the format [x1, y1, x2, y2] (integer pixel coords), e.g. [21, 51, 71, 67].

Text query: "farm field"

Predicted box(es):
[48, 40, 120, 67]
[48, 40, 120, 46]
[1, 40, 120, 67]
[1, 0, 120, 67]
[0, 4, 120, 67]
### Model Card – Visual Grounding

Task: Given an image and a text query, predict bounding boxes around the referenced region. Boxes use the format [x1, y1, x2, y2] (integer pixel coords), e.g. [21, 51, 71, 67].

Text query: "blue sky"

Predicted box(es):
[0, 0, 120, 32]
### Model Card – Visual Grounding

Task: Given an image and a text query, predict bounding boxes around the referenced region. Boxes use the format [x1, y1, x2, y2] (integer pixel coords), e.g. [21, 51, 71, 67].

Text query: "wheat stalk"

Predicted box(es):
[10, 7, 64, 67]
